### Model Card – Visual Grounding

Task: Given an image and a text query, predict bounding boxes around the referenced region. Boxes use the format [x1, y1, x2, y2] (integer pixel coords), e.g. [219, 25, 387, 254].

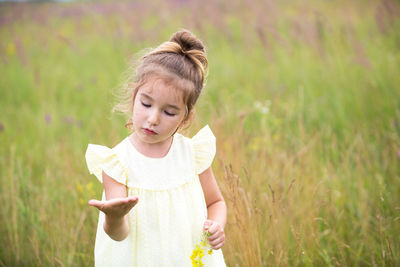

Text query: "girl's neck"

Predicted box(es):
[129, 133, 174, 158]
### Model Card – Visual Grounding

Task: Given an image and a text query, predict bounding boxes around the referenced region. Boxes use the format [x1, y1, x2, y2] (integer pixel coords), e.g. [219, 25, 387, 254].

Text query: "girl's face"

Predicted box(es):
[131, 78, 187, 148]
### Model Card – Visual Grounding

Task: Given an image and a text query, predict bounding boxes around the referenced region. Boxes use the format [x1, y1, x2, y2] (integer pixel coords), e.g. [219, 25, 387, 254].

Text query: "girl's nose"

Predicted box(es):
[147, 109, 160, 125]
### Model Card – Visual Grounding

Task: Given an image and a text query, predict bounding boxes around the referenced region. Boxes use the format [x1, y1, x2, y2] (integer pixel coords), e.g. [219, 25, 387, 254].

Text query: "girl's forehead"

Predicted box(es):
[139, 78, 185, 105]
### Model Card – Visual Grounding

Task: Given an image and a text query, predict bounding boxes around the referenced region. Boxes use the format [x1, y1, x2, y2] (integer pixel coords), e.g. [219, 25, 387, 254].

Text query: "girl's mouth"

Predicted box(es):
[143, 128, 157, 135]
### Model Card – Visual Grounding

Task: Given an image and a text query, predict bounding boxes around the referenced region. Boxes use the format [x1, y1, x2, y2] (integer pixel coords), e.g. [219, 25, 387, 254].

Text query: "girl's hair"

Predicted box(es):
[113, 29, 208, 129]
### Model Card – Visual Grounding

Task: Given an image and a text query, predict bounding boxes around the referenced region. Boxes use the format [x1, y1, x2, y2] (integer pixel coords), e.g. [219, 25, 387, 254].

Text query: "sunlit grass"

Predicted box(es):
[0, 0, 399, 266]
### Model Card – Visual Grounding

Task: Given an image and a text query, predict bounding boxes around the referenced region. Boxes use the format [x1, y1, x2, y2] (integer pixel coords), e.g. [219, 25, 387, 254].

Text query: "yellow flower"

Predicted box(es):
[77, 182, 96, 206]
[86, 182, 93, 191]
[190, 231, 213, 266]
[76, 182, 83, 193]
[7, 43, 15, 56]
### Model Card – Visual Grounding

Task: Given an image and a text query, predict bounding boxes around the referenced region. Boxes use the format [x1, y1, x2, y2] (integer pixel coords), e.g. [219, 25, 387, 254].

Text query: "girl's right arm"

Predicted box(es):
[88, 171, 138, 241]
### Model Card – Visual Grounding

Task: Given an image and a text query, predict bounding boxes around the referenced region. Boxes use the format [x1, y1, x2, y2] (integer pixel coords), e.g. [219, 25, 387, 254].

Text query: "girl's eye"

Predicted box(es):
[164, 110, 176, 117]
[141, 102, 151, 108]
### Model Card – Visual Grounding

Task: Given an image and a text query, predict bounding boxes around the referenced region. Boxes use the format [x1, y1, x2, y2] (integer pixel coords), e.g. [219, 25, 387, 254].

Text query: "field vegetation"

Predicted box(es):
[0, 0, 399, 266]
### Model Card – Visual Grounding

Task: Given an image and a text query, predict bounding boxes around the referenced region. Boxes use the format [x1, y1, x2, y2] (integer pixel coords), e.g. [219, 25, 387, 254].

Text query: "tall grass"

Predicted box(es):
[0, 0, 399, 266]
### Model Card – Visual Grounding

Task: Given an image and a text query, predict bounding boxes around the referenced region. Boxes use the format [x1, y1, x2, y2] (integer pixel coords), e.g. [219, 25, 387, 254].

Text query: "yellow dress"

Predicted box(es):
[85, 125, 226, 267]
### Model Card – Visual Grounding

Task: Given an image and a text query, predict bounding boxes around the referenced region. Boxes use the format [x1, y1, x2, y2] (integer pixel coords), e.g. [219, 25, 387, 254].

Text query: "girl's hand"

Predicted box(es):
[203, 219, 225, 250]
[88, 197, 139, 219]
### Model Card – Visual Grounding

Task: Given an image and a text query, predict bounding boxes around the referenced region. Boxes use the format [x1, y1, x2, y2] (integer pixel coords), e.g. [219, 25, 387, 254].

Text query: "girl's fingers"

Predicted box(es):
[126, 196, 139, 204]
[107, 197, 137, 205]
[204, 220, 219, 237]
[88, 199, 104, 209]
[122, 198, 138, 213]
[107, 197, 139, 212]
[204, 220, 225, 249]
[208, 224, 223, 240]
[211, 239, 225, 250]
[209, 235, 224, 247]
[88, 197, 138, 212]
[208, 224, 217, 235]
[208, 231, 223, 241]
[203, 219, 213, 231]
[88, 197, 139, 218]
[205, 221, 225, 249]
[122, 197, 138, 207]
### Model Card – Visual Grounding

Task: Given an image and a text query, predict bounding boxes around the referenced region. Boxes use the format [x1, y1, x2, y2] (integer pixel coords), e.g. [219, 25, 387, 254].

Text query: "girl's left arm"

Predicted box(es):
[199, 166, 227, 249]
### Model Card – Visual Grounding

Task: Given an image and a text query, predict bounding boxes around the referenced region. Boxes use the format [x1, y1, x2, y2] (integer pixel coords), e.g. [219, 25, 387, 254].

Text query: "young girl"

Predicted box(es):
[85, 30, 227, 266]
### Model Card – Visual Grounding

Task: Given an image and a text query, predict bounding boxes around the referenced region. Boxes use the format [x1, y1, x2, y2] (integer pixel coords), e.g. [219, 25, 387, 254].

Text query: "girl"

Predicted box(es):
[85, 30, 227, 266]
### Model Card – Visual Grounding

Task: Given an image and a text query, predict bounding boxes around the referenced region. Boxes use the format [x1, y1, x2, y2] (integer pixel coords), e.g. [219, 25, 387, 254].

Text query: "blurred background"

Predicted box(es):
[1, 0, 399, 266]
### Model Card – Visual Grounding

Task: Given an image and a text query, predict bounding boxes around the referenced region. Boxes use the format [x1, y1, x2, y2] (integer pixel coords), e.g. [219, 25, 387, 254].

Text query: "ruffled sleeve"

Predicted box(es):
[192, 125, 216, 175]
[85, 144, 128, 185]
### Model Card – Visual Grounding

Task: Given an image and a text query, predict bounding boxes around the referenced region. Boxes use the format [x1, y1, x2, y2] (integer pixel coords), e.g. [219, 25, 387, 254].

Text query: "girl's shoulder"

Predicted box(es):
[174, 125, 215, 150]
[85, 137, 131, 185]
[112, 136, 131, 155]
[176, 125, 216, 174]
[177, 125, 215, 143]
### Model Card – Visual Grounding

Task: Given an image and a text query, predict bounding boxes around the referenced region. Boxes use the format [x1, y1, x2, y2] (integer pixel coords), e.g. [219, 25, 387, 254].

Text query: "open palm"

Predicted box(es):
[88, 197, 139, 218]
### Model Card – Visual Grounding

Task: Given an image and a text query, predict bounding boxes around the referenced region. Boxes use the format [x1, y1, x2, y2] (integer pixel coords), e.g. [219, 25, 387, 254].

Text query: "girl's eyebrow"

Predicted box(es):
[140, 93, 181, 110]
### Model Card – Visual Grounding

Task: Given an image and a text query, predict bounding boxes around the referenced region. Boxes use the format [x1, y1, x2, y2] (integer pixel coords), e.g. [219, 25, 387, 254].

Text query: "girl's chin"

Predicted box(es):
[133, 129, 174, 144]
[136, 133, 165, 144]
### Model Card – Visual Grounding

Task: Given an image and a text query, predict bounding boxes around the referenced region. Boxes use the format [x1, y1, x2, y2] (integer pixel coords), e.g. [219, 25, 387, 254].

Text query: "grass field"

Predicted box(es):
[1, 0, 399, 266]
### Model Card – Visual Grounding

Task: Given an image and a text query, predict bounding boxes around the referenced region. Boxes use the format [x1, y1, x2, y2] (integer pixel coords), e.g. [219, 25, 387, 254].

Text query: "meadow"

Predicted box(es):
[0, 0, 399, 266]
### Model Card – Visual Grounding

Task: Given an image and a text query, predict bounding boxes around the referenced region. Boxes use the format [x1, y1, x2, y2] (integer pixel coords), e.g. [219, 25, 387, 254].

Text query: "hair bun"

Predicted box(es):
[169, 29, 205, 54]
[169, 29, 208, 78]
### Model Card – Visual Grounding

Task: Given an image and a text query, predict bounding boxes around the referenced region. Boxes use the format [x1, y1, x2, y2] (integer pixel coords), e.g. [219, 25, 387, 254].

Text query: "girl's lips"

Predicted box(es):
[143, 128, 157, 135]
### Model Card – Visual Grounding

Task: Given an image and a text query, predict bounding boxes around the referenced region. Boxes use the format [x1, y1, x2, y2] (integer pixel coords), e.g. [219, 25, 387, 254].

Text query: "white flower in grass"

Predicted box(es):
[254, 100, 271, 114]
